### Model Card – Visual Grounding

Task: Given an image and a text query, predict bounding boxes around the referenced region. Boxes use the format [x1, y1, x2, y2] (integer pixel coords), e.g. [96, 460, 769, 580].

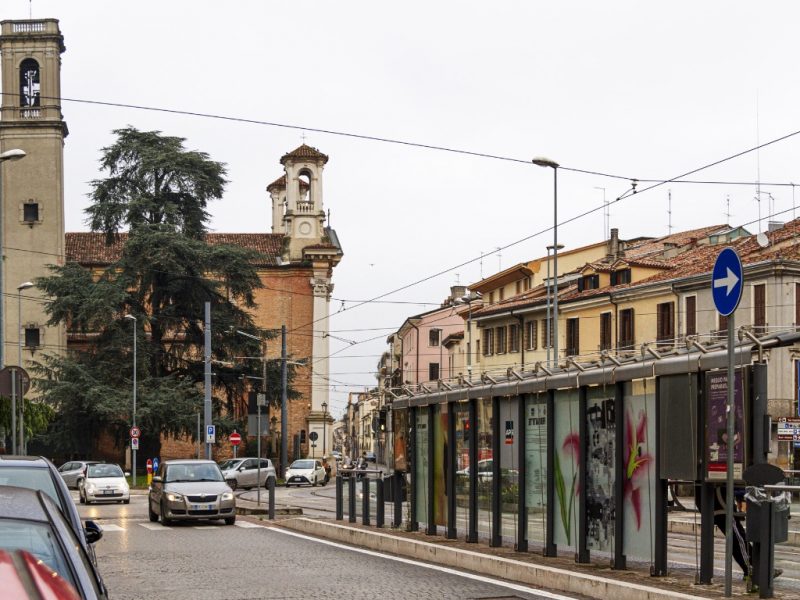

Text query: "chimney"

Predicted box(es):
[450, 285, 467, 302]
[607, 228, 620, 261]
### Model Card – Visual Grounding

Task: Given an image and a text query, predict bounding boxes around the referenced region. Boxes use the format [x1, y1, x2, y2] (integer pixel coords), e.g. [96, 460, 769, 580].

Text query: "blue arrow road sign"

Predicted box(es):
[712, 247, 743, 317]
[152, 457, 159, 473]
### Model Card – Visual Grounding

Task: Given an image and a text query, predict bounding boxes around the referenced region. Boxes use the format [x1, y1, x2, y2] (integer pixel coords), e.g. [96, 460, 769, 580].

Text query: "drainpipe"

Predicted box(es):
[671, 284, 681, 345]
[609, 294, 619, 351]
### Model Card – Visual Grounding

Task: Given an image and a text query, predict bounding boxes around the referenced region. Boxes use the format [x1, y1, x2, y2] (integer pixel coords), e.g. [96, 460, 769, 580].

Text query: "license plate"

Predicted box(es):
[192, 504, 212, 510]
[291, 476, 301, 482]
[102, 490, 114, 495]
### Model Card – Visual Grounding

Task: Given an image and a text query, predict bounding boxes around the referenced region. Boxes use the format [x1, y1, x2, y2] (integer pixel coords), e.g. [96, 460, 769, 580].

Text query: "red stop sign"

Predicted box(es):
[230, 431, 241, 446]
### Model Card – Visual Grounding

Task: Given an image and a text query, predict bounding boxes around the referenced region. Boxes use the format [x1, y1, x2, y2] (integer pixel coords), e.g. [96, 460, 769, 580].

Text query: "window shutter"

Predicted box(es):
[754, 284, 766, 331]
[686, 296, 696, 336]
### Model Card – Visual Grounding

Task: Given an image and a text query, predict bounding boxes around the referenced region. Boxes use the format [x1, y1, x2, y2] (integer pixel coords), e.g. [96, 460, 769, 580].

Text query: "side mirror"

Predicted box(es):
[237, 466, 245, 472]
[152, 476, 162, 484]
[84, 520, 103, 544]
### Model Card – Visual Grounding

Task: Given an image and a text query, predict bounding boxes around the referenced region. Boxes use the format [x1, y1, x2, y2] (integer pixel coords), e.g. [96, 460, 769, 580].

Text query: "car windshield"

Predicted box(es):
[0, 519, 76, 587]
[87, 464, 123, 478]
[217, 460, 240, 471]
[0, 466, 60, 507]
[165, 463, 223, 483]
[290, 460, 314, 470]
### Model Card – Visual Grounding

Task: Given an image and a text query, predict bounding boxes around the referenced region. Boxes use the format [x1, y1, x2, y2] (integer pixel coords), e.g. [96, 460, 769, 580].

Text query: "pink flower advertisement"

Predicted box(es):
[553, 389, 580, 549]
[622, 379, 656, 561]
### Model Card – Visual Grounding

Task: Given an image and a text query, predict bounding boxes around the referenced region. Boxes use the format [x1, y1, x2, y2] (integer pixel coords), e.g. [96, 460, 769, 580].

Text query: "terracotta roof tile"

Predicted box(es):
[66, 232, 284, 267]
[279, 144, 329, 165]
[266, 174, 311, 192]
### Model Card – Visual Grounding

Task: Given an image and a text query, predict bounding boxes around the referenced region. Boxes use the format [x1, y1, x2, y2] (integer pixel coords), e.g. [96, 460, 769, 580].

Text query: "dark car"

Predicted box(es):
[0, 486, 107, 599]
[0, 456, 100, 566]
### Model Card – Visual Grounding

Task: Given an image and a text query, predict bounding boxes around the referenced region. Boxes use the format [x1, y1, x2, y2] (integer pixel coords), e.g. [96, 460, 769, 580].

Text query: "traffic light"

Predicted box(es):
[300, 429, 306, 444]
[378, 409, 387, 432]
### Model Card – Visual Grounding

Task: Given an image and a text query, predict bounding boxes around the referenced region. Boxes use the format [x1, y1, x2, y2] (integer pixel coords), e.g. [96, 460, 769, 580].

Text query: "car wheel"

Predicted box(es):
[160, 501, 172, 526]
[224, 516, 236, 525]
[123, 499, 130, 505]
[312, 476, 317, 487]
[285, 482, 290, 488]
[148, 499, 158, 522]
[226, 479, 237, 491]
[79, 490, 85, 504]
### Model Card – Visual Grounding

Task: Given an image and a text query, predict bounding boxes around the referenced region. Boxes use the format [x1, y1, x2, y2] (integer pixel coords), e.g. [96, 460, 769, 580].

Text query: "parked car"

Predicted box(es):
[285, 459, 326, 487]
[0, 486, 107, 599]
[455, 459, 519, 484]
[57, 461, 103, 490]
[0, 456, 100, 566]
[217, 457, 276, 490]
[148, 460, 235, 525]
[79, 464, 130, 505]
[0, 549, 83, 600]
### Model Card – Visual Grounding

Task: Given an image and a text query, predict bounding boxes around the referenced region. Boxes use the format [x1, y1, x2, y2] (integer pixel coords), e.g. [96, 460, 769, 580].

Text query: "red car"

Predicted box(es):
[0, 550, 81, 600]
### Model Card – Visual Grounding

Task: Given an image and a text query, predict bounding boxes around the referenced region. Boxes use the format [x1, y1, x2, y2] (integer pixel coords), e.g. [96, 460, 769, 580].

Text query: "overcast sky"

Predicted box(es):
[9, 1, 800, 415]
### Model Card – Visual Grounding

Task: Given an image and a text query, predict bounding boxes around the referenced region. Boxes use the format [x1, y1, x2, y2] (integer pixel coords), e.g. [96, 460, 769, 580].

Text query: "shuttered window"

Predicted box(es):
[656, 302, 675, 346]
[566, 318, 579, 356]
[753, 284, 766, 333]
[685, 296, 697, 336]
[619, 309, 635, 350]
[508, 324, 520, 353]
[526, 320, 538, 350]
[495, 326, 507, 354]
[600, 312, 612, 351]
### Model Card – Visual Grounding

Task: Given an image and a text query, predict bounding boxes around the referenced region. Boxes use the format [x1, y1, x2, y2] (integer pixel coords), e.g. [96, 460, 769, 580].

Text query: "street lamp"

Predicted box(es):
[455, 292, 482, 381]
[322, 401, 328, 457]
[533, 156, 560, 367]
[124, 314, 137, 487]
[1, 150, 27, 454]
[545, 244, 564, 368]
[17, 281, 33, 455]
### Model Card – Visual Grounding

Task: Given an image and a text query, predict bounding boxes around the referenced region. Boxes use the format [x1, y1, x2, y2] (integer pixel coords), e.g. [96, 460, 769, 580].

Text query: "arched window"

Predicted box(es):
[20, 58, 40, 107]
[298, 170, 312, 204]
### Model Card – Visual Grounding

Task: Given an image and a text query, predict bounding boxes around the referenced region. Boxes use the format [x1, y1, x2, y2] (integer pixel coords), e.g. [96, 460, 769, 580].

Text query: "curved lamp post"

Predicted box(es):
[533, 157, 560, 367]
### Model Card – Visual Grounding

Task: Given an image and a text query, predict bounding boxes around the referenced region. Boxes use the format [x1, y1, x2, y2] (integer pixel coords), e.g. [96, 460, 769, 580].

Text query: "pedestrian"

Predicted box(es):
[322, 457, 332, 484]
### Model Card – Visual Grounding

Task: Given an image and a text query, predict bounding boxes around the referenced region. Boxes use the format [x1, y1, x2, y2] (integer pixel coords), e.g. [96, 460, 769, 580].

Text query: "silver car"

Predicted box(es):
[218, 457, 276, 490]
[147, 460, 236, 525]
[57, 460, 103, 489]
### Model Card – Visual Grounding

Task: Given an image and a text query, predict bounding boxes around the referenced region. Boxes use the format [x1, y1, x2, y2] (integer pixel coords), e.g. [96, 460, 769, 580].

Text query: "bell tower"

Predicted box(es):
[0, 19, 67, 371]
[278, 144, 328, 262]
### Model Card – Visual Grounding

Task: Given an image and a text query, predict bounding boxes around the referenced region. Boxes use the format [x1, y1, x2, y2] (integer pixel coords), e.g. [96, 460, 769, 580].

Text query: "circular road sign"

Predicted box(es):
[309, 431, 319, 442]
[230, 431, 242, 446]
[0, 366, 31, 397]
[711, 247, 743, 317]
[130, 426, 140, 438]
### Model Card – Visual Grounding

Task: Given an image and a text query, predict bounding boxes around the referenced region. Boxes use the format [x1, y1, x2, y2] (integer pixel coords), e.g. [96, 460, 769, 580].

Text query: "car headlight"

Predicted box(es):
[221, 492, 233, 501]
[86, 483, 96, 492]
[165, 492, 183, 502]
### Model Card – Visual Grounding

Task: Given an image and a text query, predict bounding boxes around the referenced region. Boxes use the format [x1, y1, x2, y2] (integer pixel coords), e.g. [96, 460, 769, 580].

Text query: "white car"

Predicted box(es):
[79, 463, 130, 504]
[285, 459, 326, 487]
[218, 457, 276, 490]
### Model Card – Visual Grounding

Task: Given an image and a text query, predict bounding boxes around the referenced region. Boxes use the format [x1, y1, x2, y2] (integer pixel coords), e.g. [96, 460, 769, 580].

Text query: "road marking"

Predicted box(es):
[100, 524, 125, 532]
[269, 527, 580, 600]
[139, 523, 169, 531]
[235, 521, 265, 528]
[193, 526, 218, 530]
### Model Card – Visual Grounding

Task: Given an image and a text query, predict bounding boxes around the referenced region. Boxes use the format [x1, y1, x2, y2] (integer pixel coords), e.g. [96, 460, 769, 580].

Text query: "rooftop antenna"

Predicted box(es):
[479, 251, 484, 279]
[496, 247, 502, 271]
[667, 189, 673, 235]
[455, 273, 460, 285]
[327, 208, 331, 226]
[756, 91, 762, 232]
[301, 131, 307, 144]
[595, 187, 608, 239]
[793, 184, 796, 220]
[29, 0, 33, 19]
[725, 195, 732, 225]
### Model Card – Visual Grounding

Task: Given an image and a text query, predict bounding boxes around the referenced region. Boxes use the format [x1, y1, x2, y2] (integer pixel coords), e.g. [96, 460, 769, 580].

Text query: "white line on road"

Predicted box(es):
[269, 527, 579, 600]
[139, 523, 168, 531]
[99, 524, 125, 532]
[235, 521, 266, 528]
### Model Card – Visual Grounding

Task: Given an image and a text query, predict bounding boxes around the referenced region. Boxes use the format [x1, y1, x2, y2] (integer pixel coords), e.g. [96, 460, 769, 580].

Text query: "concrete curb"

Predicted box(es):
[235, 504, 302, 516]
[281, 518, 707, 600]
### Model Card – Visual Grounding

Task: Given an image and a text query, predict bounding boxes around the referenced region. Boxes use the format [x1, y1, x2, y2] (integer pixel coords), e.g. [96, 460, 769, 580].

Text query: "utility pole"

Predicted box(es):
[281, 325, 288, 478]
[204, 301, 212, 459]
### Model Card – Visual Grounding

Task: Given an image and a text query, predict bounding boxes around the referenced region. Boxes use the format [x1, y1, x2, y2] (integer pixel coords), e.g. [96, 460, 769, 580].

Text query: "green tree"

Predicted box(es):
[35, 127, 275, 460]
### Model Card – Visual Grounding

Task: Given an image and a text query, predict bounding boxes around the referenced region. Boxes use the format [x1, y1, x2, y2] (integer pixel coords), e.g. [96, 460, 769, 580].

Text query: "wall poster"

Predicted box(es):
[585, 386, 615, 553]
[525, 395, 547, 509]
[622, 378, 656, 562]
[414, 410, 429, 525]
[705, 369, 746, 481]
[553, 389, 579, 550]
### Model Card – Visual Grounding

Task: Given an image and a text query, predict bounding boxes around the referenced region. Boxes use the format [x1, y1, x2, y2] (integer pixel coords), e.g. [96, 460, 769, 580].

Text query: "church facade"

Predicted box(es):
[0, 19, 342, 462]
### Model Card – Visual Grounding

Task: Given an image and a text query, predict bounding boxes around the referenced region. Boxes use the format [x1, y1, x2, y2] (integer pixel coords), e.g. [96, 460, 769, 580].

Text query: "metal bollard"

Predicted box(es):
[362, 475, 370, 526]
[393, 471, 403, 528]
[376, 476, 384, 528]
[268, 476, 275, 520]
[348, 475, 356, 523]
[335, 475, 343, 520]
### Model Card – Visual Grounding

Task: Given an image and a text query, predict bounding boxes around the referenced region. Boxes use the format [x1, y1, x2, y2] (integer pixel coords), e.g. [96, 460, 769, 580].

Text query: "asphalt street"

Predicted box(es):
[75, 490, 582, 600]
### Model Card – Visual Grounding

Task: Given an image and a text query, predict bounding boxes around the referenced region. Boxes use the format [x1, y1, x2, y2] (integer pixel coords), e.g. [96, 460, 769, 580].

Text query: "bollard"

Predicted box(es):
[267, 475, 275, 520]
[362, 476, 370, 526]
[376, 476, 384, 528]
[335, 475, 343, 521]
[393, 471, 403, 528]
[348, 475, 356, 523]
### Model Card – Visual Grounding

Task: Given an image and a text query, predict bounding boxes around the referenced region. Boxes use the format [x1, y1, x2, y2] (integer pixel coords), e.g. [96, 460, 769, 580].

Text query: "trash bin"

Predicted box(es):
[745, 485, 790, 598]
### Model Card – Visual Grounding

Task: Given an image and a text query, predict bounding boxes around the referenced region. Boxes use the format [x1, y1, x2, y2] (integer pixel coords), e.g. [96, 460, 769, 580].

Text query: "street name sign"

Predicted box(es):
[712, 247, 743, 316]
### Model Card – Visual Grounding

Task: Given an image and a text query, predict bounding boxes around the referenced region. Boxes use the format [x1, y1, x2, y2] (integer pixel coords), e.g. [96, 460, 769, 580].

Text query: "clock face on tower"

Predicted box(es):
[298, 220, 313, 236]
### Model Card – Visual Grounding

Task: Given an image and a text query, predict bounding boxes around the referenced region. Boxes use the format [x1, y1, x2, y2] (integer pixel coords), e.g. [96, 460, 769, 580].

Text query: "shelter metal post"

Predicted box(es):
[516, 394, 528, 552]
[490, 396, 501, 547]
[544, 390, 557, 556]
[446, 401, 456, 539]
[467, 397, 478, 543]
